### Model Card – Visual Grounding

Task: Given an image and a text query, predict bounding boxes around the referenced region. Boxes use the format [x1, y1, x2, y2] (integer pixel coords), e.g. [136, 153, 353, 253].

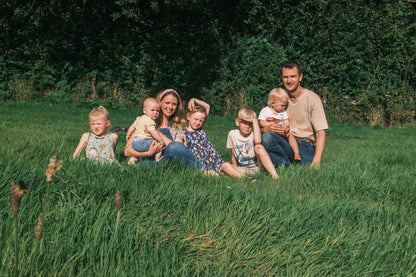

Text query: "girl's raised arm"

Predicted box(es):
[73, 133, 89, 159]
[188, 98, 210, 115]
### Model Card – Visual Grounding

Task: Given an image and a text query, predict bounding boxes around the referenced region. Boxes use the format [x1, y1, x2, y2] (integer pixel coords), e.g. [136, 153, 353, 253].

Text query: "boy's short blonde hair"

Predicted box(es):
[238, 107, 256, 119]
[89, 106, 109, 122]
[267, 88, 289, 106]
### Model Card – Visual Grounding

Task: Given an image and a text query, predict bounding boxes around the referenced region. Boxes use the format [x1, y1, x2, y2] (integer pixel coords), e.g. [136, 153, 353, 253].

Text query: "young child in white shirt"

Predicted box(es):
[258, 88, 301, 162]
[227, 107, 278, 179]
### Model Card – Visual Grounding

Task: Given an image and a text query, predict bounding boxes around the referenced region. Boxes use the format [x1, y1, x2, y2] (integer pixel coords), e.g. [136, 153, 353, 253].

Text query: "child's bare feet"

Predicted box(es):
[127, 157, 138, 166]
[293, 154, 301, 164]
[204, 170, 219, 176]
[155, 152, 163, 162]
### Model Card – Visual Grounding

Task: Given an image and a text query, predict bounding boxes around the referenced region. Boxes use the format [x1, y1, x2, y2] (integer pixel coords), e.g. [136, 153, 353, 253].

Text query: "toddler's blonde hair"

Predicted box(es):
[267, 88, 289, 106]
[89, 106, 110, 132]
[89, 106, 109, 121]
[238, 107, 256, 119]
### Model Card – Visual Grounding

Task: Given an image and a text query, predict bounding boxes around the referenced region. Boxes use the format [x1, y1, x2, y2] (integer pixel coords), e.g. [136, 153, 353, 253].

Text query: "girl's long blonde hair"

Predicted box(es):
[156, 89, 186, 129]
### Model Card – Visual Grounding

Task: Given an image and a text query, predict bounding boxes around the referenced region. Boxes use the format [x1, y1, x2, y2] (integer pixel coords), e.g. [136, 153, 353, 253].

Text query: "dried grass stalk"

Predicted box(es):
[36, 214, 44, 239]
[10, 181, 28, 216]
[114, 191, 122, 211]
[45, 153, 62, 183]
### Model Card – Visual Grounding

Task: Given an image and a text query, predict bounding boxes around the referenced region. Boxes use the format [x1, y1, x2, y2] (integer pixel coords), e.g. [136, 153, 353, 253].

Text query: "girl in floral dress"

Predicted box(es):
[185, 99, 244, 177]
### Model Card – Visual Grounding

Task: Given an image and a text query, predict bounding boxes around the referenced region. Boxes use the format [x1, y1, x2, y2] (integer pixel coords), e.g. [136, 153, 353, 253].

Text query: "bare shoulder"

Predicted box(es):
[80, 132, 90, 140]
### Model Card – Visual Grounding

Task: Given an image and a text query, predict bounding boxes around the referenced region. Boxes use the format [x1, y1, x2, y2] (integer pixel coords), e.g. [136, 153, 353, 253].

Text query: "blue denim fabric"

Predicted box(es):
[132, 137, 153, 152]
[261, 132, 316, 168]
[134, 127, 202, 171]
[159, 141, 203, 171]
[159, 128, 173, 140]
[296, 139, 315, 165]
[261, 132, 293, 168]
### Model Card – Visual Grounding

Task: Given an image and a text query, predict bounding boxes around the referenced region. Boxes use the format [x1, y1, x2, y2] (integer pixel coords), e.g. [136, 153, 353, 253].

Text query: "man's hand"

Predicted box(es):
[310, 130, 326, 168]
[310, 156, 321, 168]
[265, 122, 286, 136]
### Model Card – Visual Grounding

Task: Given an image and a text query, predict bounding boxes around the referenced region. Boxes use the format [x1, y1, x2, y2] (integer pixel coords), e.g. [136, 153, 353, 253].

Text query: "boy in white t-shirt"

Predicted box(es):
[258, 88, 301, 162]
[226, 108, 278, 179]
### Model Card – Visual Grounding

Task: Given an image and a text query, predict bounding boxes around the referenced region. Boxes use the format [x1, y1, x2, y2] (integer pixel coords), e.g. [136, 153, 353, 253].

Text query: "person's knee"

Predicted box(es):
[165, 141, 183, 154]
[254, 144, 265, 154]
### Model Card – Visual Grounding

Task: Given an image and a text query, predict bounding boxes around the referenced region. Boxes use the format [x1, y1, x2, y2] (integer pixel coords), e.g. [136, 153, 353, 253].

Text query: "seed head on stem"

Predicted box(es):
[45, 153, 62, 183]
[114, 191, 122, 211]
[10, 181, 28, 216]
[36, 214, 44, 240]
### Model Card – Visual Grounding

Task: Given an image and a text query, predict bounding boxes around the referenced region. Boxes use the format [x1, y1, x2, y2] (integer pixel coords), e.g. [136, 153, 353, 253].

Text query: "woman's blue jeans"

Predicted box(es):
[159, 141, 203, 171]
[135, 128, 203, 171]
[261, 132, 315, 168]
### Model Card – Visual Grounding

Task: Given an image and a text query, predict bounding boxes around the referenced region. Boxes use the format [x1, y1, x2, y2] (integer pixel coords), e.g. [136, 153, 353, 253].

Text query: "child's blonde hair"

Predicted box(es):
[267, 88, 289, 106]
[89, 106, 110, 132]
[238, 107, 256, 119]
[188, 105, 208, 118]
[89, 106, 109, 121]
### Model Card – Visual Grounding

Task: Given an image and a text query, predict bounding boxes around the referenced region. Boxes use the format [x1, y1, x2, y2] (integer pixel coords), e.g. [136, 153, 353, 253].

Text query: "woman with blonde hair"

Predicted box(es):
[125, 89, 202, 170]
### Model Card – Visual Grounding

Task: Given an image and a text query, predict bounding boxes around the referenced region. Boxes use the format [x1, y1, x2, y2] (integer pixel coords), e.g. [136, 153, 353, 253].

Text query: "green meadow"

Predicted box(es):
[1, 102, 416, 276]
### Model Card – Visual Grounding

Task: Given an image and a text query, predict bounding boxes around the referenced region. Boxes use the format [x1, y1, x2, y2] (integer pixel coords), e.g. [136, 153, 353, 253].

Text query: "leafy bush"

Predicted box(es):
[205, 36, 287, 115]
[0, 0, 415, 124]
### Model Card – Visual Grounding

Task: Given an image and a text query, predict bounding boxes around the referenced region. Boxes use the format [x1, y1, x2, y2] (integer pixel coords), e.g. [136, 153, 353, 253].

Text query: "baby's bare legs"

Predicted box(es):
[128, 157, 138, 166]
[287, 133, 301, 161]
[158, 132, 172, 146]
[155, 152, 162, 162]
[254, 144, 279, 179]
[154, 142, 165, 162]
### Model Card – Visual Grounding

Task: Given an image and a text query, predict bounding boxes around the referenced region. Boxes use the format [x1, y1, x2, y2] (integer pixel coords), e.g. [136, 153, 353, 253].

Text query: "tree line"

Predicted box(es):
[1, 0, 415, 124]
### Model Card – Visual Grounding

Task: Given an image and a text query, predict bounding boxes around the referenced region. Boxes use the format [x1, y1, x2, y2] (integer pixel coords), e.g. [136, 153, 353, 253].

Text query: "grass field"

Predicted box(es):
[1, 101, 416, 276]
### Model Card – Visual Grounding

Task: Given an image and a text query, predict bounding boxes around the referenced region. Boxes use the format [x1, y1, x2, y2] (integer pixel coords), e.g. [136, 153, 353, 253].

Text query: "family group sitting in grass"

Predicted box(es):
[73, 60, 328, 179]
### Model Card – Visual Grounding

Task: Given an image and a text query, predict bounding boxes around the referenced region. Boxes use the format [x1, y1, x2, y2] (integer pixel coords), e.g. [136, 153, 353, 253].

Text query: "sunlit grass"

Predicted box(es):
[1, 102, 416, 275]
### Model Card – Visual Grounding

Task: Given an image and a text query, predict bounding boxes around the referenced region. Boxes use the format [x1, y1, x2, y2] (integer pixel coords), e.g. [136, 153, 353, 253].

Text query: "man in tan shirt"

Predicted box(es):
[261, 60, 328, 168]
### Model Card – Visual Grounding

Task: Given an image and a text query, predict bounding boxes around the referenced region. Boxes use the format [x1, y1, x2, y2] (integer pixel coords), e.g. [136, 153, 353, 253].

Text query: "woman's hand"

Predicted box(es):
[125, 138, 161, 158]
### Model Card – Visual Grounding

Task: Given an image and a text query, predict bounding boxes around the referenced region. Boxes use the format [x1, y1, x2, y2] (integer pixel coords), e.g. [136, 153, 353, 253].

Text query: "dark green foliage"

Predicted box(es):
[0, 0, 415, 123]
[205, 35, 287, 115]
